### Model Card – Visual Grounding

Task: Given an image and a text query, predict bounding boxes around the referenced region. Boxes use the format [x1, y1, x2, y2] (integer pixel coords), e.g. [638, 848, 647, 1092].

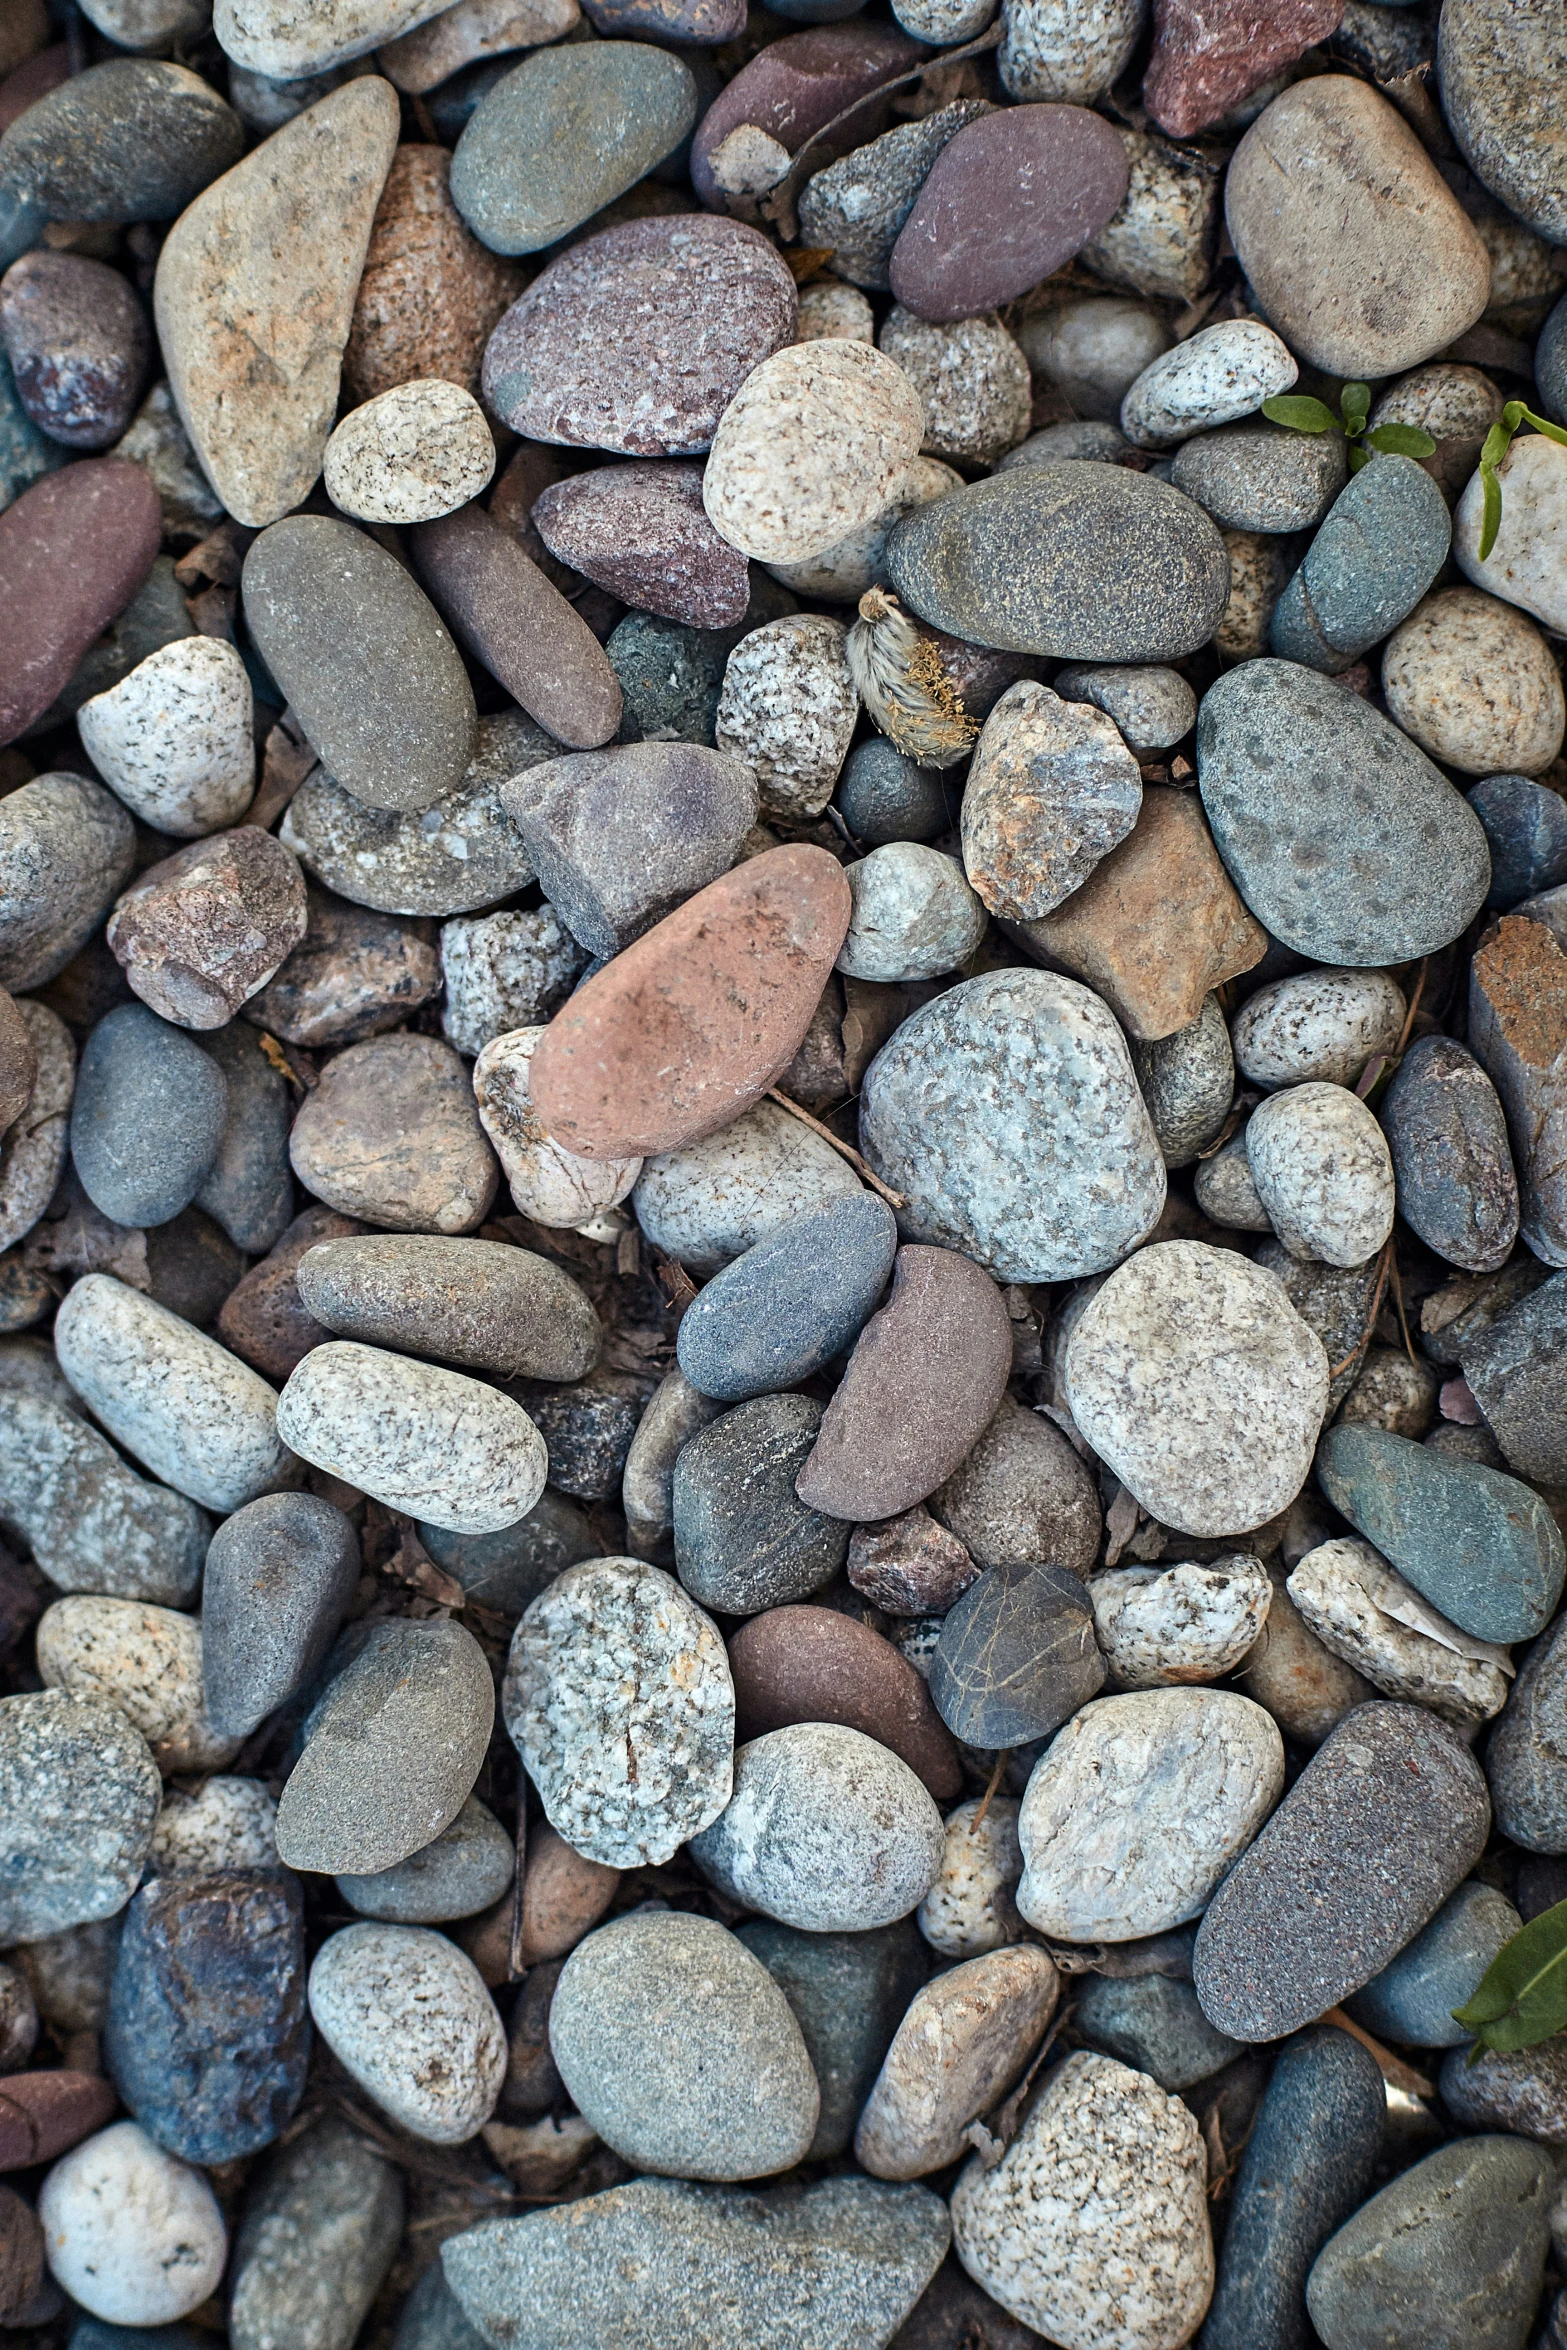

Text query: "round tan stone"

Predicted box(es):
[703, 340, 925, 564]
[1382, 587, 1566, 777]
[324, 379, 495, 523]
[289, 1032, 499, 1233]
[855, 1945, 1060, 2180]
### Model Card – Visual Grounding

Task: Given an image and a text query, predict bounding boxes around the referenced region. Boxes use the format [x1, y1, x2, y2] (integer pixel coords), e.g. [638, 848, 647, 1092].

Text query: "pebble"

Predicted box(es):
[114, 382, 222, 539]
[296, 1233, 599, 1382]
[1018, 294, 1170, 421]
[276, 1341, 544, 1533]
[0, 2068, 116, 2171]
[0, 998, 69, 1252]
[551, 1912, 817, 2180]
[1170, 418, 1346, 532]
[39, 2120, 226, 2326]
[1121, 318, 1298, 450]
[797, 104, 990, 294]
[249, 888, 441, 1048]
[1288, 1536, 1511, 1731]
[1198, 657, 1492, 963]
[1090, 1556, 1274, 1690]
[1073, 1971, 1239, 2093]
[105, 827, 306, 1031]
[1143, 0, 1340, 136]
[308, 1922, 506, 2144]
[916, 1797, 1023, 1958]
[950, 2051, 1211, 2350]
[37, 1595, 237, 1774]
[674, 1391, 850, 1613]
[1271, 453, 1452, 673]
[343, 143, 525, 405]
[1441, 2036, 1567, 2146]
[739, 1917, 923, 2163]
[997, 0, 1142, 101]
[226, 2113, 404, 2350]
[420, 1491, 596, 1623]
[931, 1395, 1100, 1577]
[146, 1777, 279, 1877]
[1440, 0, 1567, 246]
[1491, 1606, 1567, 1853]
[768, 457, 961, 606]
[676, 1192, 896, 1403]
[379, 0, 578, 91]
[441, 909, 582, 1056]
[729, 1604, 960, 1801]
[323, 378, 494, 524]
[1383, 587, 1566, 777]
[1353, 1879, 1521, 2049]
[78, 638, 254, 840]
[1461, 1269, 1567, 1484]
[961, 679, 1142, 922]
[1129, 994, 1234, 1166]
[242, 514, 475, 815]
[0, 251, 150, 450]
[713, 614, 855, 820]
[504, 1555, 733, 1865]
[213, 1203, 355, 1381]
[690, 1721, 944, 1932]
[0, 1689, 160, 1941]
[473, 1026, 642, 1230]
[1469, 913, 1567, 1266]
[1244, 1081, 1396, 1268]
[154, 79, 400, 528]
[1053, 659, 1196, 755]
[929, 1560, 1103, 1748]
[290, 1032, 498, 1233]
[1305, 2135, 1553, 2350]
[1065, 1241, 1328, 1537]
[875, 307, 1029, 466]
[836, 845, 983, 984]
[481, 215, 796, 456]
[1224, 77, 1490, 378]
[856, 1945, 1059, 2180]
[848, 1508, 978, 1618]
[690, 21, 922, 205]
[1192, 1699, 1492, 2042]
[860, 969, 1166, 1282]
[1471, 775, 1567, 909]
[201, 1490, 360, 1739]
[1455, 431, 1567, 637]
[276, 1616, 494, 1874]
[0, 785, 132, 998]
[0, 60, 242, 222]
[338, 1793, 515, 1923]
[0, 1385, 208, 1606]
[1233, 965, 1406, 1091]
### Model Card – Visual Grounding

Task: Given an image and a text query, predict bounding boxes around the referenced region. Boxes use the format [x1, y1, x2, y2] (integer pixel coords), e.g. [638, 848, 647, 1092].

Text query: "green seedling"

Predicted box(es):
[1474, 401, 1567, 559]
[1260, 381, 1436, 474]
[1451, 1895, 1567, 2059]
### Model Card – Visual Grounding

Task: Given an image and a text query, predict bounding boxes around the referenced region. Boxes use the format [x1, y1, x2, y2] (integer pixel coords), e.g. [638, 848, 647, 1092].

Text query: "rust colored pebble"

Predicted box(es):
[343, 144, 526, 405]
[217, 1204, 366, 1383]
[1142, 0, 1344, 141]
[517, 1821, 620, 1964]
[728, 1604, 963, 1803]
[529, 844, 853, 1160]
[0, 2070, 116, 2170]
[0, 458, 160, 745]
[796, 1245, 1014, 1522]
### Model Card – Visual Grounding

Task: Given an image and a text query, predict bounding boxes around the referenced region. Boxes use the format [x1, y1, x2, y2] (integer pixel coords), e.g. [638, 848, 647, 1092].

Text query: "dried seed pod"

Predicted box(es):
[847, 588, 979, 770]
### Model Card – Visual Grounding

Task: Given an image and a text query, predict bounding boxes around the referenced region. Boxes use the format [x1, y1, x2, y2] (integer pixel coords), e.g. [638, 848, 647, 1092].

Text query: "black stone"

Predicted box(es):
[927, 1560, 1103, 1748]
[673, 1392, 849, 1615]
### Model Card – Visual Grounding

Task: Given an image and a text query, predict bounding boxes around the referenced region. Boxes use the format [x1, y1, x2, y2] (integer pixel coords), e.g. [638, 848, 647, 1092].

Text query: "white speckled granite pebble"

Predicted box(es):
[917, 1795, 1025, 1958]
[324, 377, 496, 524]
[146, 1775, 280, 1875]
[308, 1922, 506, 2144]
[715, 615, 858, 821]
[878, 308, 1030, 465]
[1120, 320, 1298, 449]
[704, 341, 925, 564]
[1232, 966, 1406, 1091]
[1088, 1556, 1274, 1691]
[77, 638, 255, 840]
[442, 910, 585, 1059]
[1245, 1081, 1396, 1268]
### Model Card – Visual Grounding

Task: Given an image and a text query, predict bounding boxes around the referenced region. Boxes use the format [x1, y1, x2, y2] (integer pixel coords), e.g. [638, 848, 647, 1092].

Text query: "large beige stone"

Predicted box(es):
[377, 0, 578, 92]
[215, 0, 451, 74]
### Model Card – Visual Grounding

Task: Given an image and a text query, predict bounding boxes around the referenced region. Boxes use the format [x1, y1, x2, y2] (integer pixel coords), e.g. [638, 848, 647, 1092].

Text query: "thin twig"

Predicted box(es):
[765, 1088, 906, 1208]
[1321, 2005, 1435, 2099]
[1395, 957, 1429, 1056]
[971, 1748, 1010, 1835]
[1327, 1237, 1393, 1381]
[1387, 1246, 1417, 1369]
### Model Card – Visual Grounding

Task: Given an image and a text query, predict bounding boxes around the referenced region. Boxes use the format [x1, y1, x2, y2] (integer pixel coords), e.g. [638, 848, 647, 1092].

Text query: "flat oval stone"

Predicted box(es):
[883, 463, 1229, 662]
[39, 2119, 226, 2327]
[634, 1100, 863, 1272]
[551, 1912, 818, 2181]
[0, 1389, 209, 1607]
[104, 1869, 308, 2165]
[296, 1233, 599, 1382]
[323, 377, 495, 523]
[1196, 657, 1492, 964]
[289, 1032, 499, 1234]
[1192, 1699, 1491, 2042]
[1121, 319, 1298, 451]
[309, 1921, 505, 2144]
[0, 60, 242, 221]
[1171, 419, 1347, 533]
[676, 1192, 896, 1403]
[344, 142, 524, 405]
[1017, 1689, 1283, 1942]
[1065, 1242, 1328, 1537]
[1245, 1081, 1395, 1268]
[929, 1560, 1103, 1749]
[226, 2112, 404, 2350]
[0, 250, 150, 449]
[0, 460, 160, 745]
[1351, 1879, 1521, 2049]
[451, 44, 697, 255]
[859, 969, 1166, 1283]
[277, 1341, 546, 1533]
[703, 340, 925, 566]
[1382, 1035, 1521, 1273]
[242, 514, 476, 815]
[1270, 454, 1452, 673]
[690, 21, 922, 206]
[1316, 1421, 1564, 1644]
[689, 1721, 945, 1932]
[1441, 0, 1567, 245]
[278, 1617, 495, 1874]
[0, 2070, 116, 2172]
[1233, 965, 1406, 1092]
[1384, 587, 1566, 779]
[738, 1916, 924, 2164]
[529, 844, 851, 1159]
[533, 461, 748, 630]
[106, 828, 307, 1032]
[674, 1391, 850, 1613]
[201, 1490, 361, 1739]
[337, 1793, 515, 1923]
[481, 214, 796, 457]
[795, 1244, 1012, 1521]
[0, 1688, 160, 1941]
[728, 1604, 960, 1801]
[856, 1946, 1060, 2181]
[78, 636, 255, 840]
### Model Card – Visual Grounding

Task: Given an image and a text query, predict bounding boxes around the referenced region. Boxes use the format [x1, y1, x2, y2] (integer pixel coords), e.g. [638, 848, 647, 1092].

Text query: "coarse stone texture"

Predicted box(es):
[1440, 0, 1567, 248]
[1316, 1422, 1565, 1645]
[1287, 1537, 1511, 1731]
[689, 20, 922, 205]
[338, 1794, 515, 1923]
[226, 2113, 404, 2350]
[38, 2120, 226, 2326]
[1018, 294, 1171, 422]
[1065, 1242, 1328, 1537]
[0, 58, 241, 218]
[474, 1027, 642, 1230]
[344, 144, 525, 404]
[797, 105, 990, 295]
[1441, 2038, 1567, 2146]
[1491, 1607, 1567, 1852]
[154, 79, 400, 527]
[379, 0, 577, 89]
[1143, 0, 1343, 139]
[1120, 319, 1297, 450]
[1461, 1269, 1567, 1485]
[1053, 660, 1196, 754]
[441, 909, 583, 1058]
[1072, 1972, 1239, 2094]
[734, 1917, 921, 2165]
[442, 2175, 950, 2350]
[53, 1275, 292, 1515]
[243, 514, 476, 816]
[0, 1390, 208, 1607]
[289, 1032, 498, 1234]
[1305, 2135, 1553, 2350]
[504, 1557, 732, 1867]
[1270, 455, 1453, 674]
[0, 1689, 159, 1940]
[550, 1913, 817, 2180]
[214, 0, 454, 73]
[278, 1617, 494, 1874]
[482, 215, 796, 456]
[770, 456, 961, 606]
[996, 4, 1141, 103]
[323, 378, 494, 524]
[201, 1490, 361, 1738]
[1213, 524, 1293, 659]
[296, 1233, 598, 1382]
[703, 341, 925, 565]
[729, 1605, 961, 1801]
[1469, 913, 1567, 1267]
[106, 827, 307, 1032]
[836, 845, 986, 983]
[1352, 1879, 1521, 2049]
[0, 250, 151, 452]
[1016, 1688, 1283, 1942]
[0, 770, 135, 991]
[1192, 1699, 1491, 2042]
[876, 308, 1029, 467]
[960, 680, 1141, 922]
[1337, 1345, 1438, 1441]
[533, 463, 746, 633]
[147, 1778, 279, 1877]
[1244, 1081, 1395, 1268]
[1089, 1555, 1273, 1691]
[0, 999, 70, 1252]
[78, 637, 254, 840]
[37, 1596, 237, 1774]
[856, 1945, 1059, 2181]
[0, 461, 161, 747]
[309, 1922, 506, 2144]
[1171, 419, 1346, 533]
[690, 1722, 944, 1931]
[714, 615, 855, 822]
[930, 1561, 1103, 1748]
[0, 993, 32, 1135]
[1455, 432, 1567, 638]
[1384, 589, 1566, 777]
[859, 969, 1166, 1283]
[1078, 123, 1223, 305]
[849, 1508, 979, 1618]
[1224, 77, 1491, 380]
[674, 1391, 850, 1613]
[1233, 966, 1405, 1091]
[1129, 994, 1234, 1167]
[951, 2051, 1212, 2350]
[917, 1797, 1024, 1958]
[247, 888, 440, 1049]
[1197, 658, 1492, 964]
[1472, 776, 1567, 911]
[529, 845, 851, 1159]
[276, 1342, 545, 1534]
[676, 1191, 897, 1404]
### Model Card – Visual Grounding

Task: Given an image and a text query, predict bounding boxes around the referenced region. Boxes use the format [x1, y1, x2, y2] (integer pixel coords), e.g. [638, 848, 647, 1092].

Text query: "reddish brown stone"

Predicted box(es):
[0, 44, 66, 139]
[532, 462, 750, 630]
[691, 23, 924, 210]
[1142, 0, 1345, 141]
[848, 1506, 980, 1617]
[517, 1820, 620, 1964]
[0, 2071, 116, 2170]
[729, 1603, 963, 1801]
[0, 2183, 42, 2324]
[490, 440, 584, 594]
[106, 826, 309, 1032]
[343, 145, 526, 405]
[0, 250, 151, 450]
[0, 459, 160, 745]
[217, 1204, 366, 1383]
[0, 990, 35, 1135]
[796, 1245, 1013, 1522]
[529, 843, 853, 1159]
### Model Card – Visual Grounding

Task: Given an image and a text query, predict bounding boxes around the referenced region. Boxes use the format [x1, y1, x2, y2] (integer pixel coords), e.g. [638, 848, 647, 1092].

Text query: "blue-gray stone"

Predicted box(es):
[1468, 774, 1567, 909]
[1379, 1035, 1518, 1274]
[1460, 1268, 1567, 1485]
[0, 183, 43, 272]
[1305, 2133, 1554, 2350]
[997, 419, 1132, 468]
[394, 2262, 490, 2350]
[1197, 658, 1492, 964]
[0, 346, 63, 513]
[676, 1194, 897, 1404]
[71, 2329, 207, 2350]
[103, 1868, 309, 2165]
[426, 56, 515, 141]
[836, 738, 953, 847]
[202, 1491, 362, 1741]
[608, 580, 795, 749]
[1200, 2025, 1385, 2350]
[738, 1916, 927, 2161]
[337, 1793, 515, 1924]
[1538, 289, 1567, 428]
[884, 463, 1230, 662]
[1350, 1880, 1522, 2048]
[1489, 1605, 1567, 1853]
[1268, 453, 1451, 672]
[1170, 419, 1346, 534]
[451, 44, 699, 256]
[1073, 1972, 1239, 2092]
[1316, 1422, 1565, 1644]
[928, 1560, 1103, 1747]
[230, 2110, 406, 2350]
[69, 1002, 228, 1229]
[48, 554, 196, 720]
[673, 1392, 849, 1615]
[0, 61, 243, 223]
[195, 1019, 294, 1255]
[419, 1490, 597, 1622]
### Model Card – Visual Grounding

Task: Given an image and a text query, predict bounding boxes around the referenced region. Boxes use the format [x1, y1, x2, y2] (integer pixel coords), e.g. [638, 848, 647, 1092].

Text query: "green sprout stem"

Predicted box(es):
[1475, 401, 1567, 560]
[1260, 382, 1437, 476]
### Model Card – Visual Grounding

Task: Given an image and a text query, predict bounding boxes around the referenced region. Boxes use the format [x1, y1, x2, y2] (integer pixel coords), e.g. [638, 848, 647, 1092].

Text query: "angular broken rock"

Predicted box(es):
[1468, 913, 1567, 1267]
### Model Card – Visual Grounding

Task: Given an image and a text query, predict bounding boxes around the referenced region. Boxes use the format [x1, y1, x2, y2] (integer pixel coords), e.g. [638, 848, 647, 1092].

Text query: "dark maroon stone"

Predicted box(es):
[411, 503, 622, 749]
[889, 106, 1131, 326]
[217, 1204, 366, 1383]
[532, 462, 749, 629]
[581, 0, 744, 39]
[0, 250, 151, 449]
[0, 45, 70, 139]
[1142, 0, 1346, 141]
[0, 458, 160, 745]
[490, 439, 585, 592]
[0, 2071, 116, 2170]
[690, 23, 924, 210]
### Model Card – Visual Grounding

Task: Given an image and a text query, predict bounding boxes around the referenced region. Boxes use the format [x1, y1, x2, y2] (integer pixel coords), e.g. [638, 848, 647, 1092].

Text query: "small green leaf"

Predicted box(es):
[1452, 1895, 1567, 2054]
[1517, 403, 1567, 449]
[1478, 461, 1504, 561]
[1480, 418, 1516, 473]
[1261, 394, 1339, 434]
[1347, 442, 1372, 472]
[1340, 381, 1372, 427]
[1366, 422, 1438, 458]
